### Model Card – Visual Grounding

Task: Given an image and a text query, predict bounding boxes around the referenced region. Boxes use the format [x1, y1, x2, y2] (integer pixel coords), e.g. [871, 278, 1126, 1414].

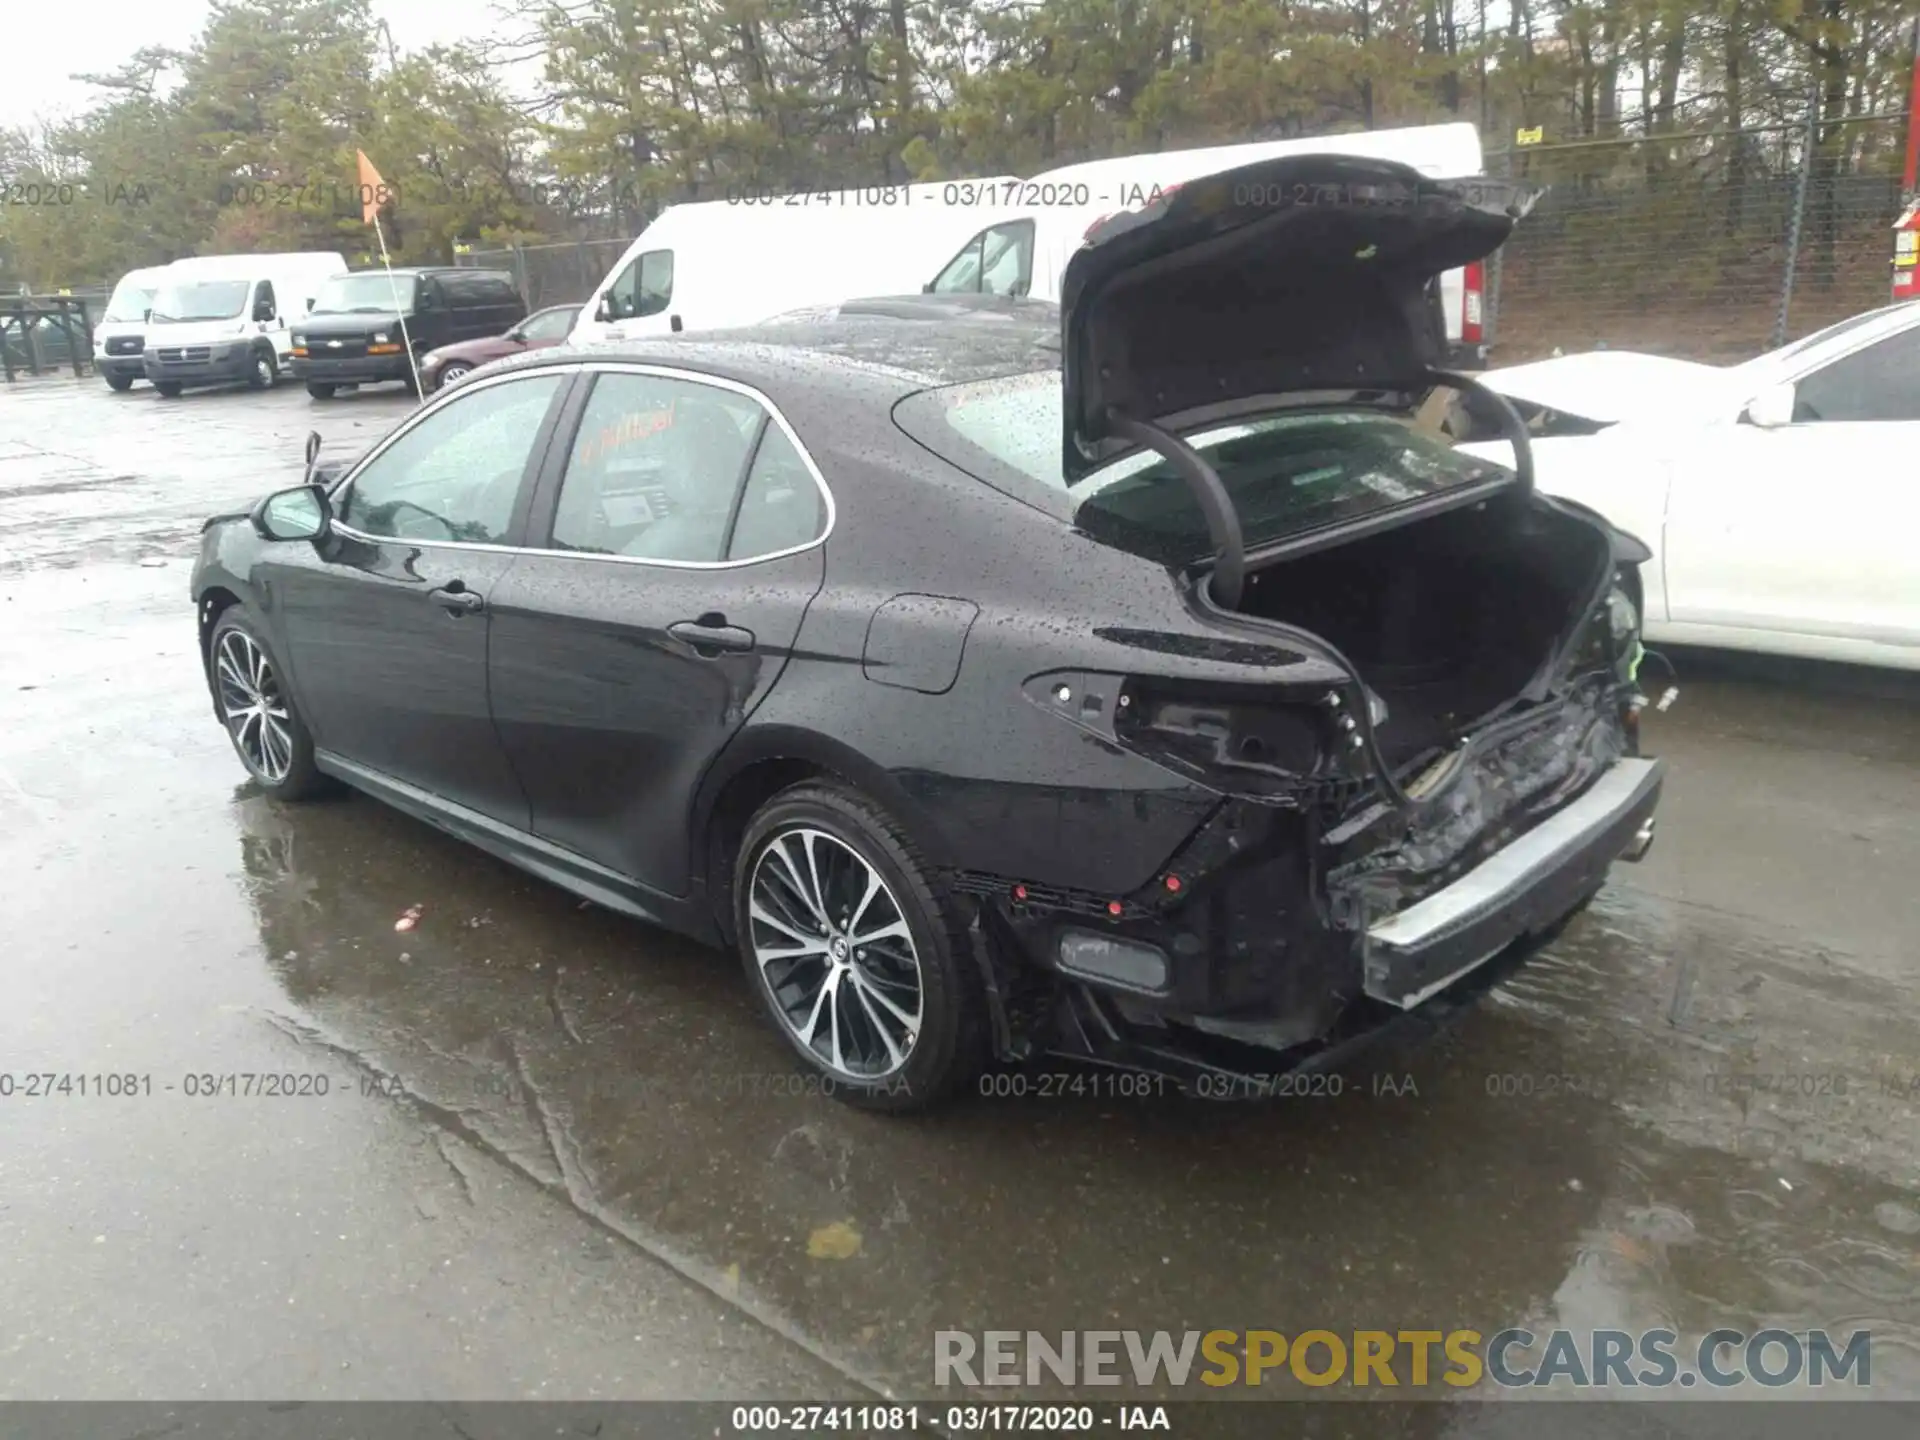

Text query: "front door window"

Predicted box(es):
[337, 374, 566, 544]
[606, 251, 674, 320]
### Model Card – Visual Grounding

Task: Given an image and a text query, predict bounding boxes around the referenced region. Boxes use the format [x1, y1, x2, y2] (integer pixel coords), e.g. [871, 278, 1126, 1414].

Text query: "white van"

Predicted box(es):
[923, 123, 1494, 366]
[143, 251, 347, 396]
[569, 182, 1014, 346]
[92, 265, 173, 391]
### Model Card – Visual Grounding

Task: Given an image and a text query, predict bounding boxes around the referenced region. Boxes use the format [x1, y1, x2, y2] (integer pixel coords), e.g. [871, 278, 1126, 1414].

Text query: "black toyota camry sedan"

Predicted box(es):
[191, 155, 1664, 1111]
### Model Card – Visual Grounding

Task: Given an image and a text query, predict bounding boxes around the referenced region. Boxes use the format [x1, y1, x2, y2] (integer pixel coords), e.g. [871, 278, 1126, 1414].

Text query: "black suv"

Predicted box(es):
[291, 268, 526, 398]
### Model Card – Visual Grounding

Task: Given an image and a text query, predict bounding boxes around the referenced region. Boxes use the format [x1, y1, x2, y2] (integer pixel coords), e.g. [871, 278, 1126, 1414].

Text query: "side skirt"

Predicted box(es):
[314, 750, 723, 946]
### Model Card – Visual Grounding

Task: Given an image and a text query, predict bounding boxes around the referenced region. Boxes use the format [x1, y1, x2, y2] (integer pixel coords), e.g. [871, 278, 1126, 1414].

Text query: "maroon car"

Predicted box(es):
[416, 304, 581, 393]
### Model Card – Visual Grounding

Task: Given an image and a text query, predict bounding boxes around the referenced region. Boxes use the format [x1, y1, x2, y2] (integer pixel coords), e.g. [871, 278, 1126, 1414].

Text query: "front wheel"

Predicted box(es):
[104, 373, 134, 392]
[208, 608, 326, 800]
[155, 381, 183, 398]
[248, 348, 277, 390]
[734, 781, 988, 1112]
[435, 361, 472, 392]
[306, 382, 335, 400]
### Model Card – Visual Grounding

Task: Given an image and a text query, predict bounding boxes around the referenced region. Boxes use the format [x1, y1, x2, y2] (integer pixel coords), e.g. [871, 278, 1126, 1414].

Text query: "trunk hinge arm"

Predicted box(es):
[1427, 368, 1534, 494]
[1105, 408, 1246, 610]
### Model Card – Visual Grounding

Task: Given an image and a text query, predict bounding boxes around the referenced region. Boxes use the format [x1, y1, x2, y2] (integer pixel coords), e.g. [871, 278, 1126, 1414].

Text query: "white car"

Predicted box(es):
[1458, 300, 1920, 671]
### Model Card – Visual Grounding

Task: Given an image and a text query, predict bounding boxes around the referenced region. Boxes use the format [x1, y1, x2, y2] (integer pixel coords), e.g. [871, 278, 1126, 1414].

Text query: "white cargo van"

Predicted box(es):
[92, 265, 173, 391]
[569, 182, 1015, 346]
[923, 123, 1494, 366]
[143, 252, 347, 396]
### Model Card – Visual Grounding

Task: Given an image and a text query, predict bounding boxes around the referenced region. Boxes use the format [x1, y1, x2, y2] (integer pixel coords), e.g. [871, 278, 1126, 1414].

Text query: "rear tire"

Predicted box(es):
[306, 382, 335, 400]
[207, 607, 327, 801]
[734, 781, 989, 1112]
[104, 373, 134, 392]
[155, 381, 183, 398]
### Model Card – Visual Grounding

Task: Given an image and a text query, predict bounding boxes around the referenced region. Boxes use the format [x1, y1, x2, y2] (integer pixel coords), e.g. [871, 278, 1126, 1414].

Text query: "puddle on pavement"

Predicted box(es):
[214, 774, 1920, 1400]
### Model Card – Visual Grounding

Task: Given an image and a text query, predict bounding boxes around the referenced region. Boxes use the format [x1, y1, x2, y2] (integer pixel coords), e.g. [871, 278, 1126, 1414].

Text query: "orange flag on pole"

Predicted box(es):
[356, 150, 386, 225]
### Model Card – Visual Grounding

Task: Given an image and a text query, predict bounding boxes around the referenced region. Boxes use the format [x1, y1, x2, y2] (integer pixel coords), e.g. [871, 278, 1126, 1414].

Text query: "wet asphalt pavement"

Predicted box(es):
[3, 373, 1919, 1415]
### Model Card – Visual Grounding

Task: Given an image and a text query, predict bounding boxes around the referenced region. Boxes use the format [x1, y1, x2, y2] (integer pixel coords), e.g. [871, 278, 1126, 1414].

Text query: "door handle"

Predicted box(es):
[668, 618, 755, 656]
[430, 584, 484, 616]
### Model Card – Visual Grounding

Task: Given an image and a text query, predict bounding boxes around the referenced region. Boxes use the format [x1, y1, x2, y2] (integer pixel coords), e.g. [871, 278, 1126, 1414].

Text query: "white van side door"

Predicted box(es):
[926, 218, 1037, 299]
[588, 247, 678, 341]
[249, 278, 292, 360]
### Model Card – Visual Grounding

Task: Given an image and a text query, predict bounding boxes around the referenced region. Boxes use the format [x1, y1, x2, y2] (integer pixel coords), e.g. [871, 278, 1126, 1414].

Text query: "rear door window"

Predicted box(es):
[438, 271, 508, 304]
[726, 425, 826, 560]
[548, 373, 762, 562]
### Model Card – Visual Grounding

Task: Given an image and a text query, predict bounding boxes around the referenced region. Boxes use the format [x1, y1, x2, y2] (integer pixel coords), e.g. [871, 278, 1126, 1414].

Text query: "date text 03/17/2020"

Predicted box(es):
[726, 1405, 1172, 1433]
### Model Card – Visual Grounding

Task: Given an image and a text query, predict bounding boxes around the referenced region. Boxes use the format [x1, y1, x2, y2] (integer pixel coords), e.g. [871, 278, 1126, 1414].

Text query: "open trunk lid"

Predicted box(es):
[1047, 157, 1649, 859]
[1058, 154, 1541, 484]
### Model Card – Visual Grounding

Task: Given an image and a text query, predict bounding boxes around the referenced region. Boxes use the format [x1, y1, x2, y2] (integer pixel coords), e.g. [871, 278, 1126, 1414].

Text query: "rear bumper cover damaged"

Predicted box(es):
[1361, 755, 1663, 1008]
[970, 700, 1660, 1090]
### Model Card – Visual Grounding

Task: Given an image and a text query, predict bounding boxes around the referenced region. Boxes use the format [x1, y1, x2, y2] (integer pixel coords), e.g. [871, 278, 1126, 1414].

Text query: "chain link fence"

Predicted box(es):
[454, 239, 632, 312]
[1487, 114, 1909, 363]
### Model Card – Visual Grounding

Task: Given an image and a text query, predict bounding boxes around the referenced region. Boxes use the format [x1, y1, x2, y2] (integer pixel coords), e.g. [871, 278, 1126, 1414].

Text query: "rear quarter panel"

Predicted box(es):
[727, 395, 1342, 896]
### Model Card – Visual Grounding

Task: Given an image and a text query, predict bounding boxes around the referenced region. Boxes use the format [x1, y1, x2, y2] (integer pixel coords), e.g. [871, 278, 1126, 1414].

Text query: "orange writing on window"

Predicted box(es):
[578, 399, 678, 470]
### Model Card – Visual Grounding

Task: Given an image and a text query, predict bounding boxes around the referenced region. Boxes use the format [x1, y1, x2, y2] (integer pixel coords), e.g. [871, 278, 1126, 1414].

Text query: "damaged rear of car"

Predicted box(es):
[898, 154, 1664, 1088]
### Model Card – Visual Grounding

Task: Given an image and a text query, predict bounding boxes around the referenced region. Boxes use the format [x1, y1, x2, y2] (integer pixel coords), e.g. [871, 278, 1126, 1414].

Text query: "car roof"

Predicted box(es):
[500, 296, 1063, 397]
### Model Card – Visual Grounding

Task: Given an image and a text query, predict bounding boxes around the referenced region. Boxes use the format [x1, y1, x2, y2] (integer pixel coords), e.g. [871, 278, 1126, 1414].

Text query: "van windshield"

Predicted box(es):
[895, 370, 1509, 562]
[103, 278, 159, 324]
[312, 273, 417, 314]
[150, 280, 251, 323]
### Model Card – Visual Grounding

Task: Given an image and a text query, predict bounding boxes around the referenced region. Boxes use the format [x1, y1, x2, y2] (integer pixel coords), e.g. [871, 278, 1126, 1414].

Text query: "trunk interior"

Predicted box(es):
[1233, 497, 1610, 769]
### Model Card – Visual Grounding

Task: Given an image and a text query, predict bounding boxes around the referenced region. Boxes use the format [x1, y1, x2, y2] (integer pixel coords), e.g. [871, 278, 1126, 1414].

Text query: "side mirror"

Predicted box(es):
[142, 307, 153, 322]
[669, 314, 683, 333]
[593, 292, 612, 322]
[251, 483, 331, 543]
[253, 302, 275, 322]
[1743, 381, 1797, 429]
[305, 297, 315, 312]
[921, 281, 935, 294]
[503, 327, 525, 343]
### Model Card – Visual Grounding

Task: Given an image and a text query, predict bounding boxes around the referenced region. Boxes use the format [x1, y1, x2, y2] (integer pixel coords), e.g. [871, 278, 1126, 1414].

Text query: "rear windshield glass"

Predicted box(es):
[894, 370, 1508, 561]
